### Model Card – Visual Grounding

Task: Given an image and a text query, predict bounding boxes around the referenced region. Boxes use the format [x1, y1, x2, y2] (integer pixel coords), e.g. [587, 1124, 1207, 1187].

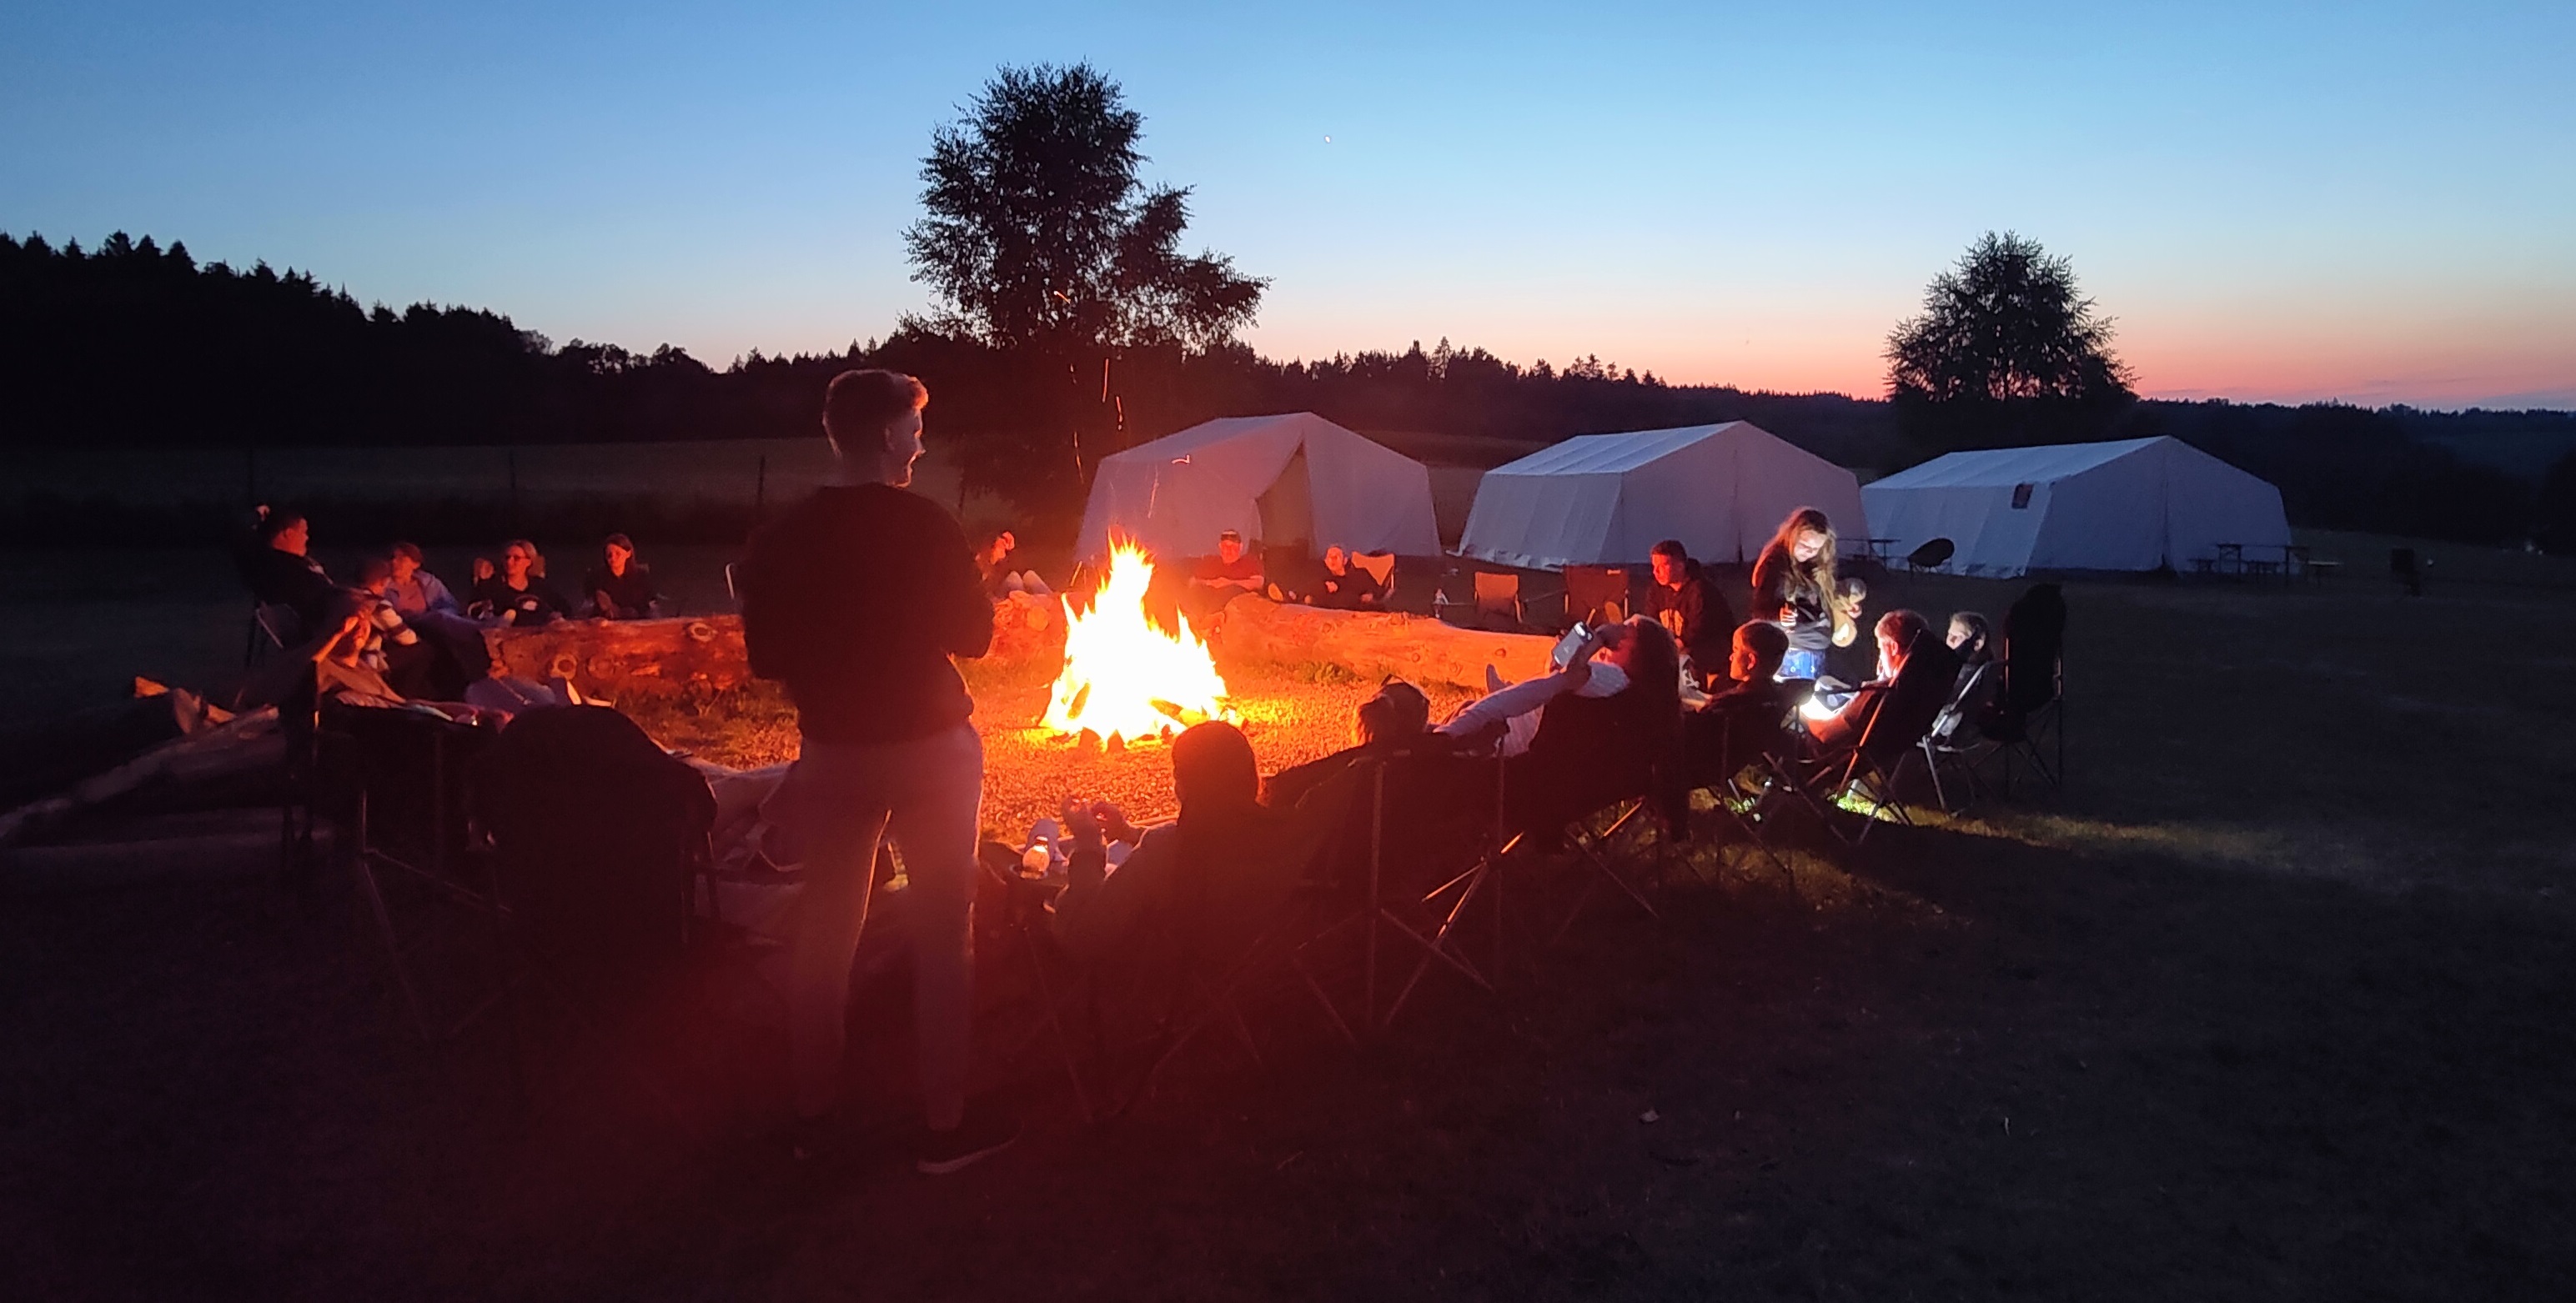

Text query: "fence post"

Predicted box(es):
[754, 454, 766, 519]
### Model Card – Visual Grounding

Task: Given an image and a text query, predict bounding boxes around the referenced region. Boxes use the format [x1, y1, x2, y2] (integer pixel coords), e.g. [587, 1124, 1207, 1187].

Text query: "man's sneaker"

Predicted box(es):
[914, 1106, 1020, 1175]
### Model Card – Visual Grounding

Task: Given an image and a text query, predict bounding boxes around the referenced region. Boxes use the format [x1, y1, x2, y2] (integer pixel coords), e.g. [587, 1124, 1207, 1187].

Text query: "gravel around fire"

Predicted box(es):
[623, 664, 1473, 842]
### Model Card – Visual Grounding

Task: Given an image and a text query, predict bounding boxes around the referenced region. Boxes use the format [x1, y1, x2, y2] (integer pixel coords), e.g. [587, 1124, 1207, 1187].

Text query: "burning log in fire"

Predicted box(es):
[1041, 541, 1236, 746]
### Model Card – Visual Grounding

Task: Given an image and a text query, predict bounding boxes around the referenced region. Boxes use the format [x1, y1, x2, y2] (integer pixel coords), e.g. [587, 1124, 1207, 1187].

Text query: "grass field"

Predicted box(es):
[5, 538, 2576, 1300]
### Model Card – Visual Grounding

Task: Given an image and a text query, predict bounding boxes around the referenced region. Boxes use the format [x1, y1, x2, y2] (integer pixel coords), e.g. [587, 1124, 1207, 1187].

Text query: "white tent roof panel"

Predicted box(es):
[1458, 422, 1866, 569]
[1865, 437, 2159, 489]
[1860, 436, 2289, 576]
[1072, 413, 1441, 563]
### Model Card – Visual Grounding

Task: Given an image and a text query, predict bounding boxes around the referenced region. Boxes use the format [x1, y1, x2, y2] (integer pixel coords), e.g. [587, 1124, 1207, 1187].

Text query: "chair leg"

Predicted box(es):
[1705, 782, 1798, 890]
[349, 794, 434, 1041]
[1022, 925, 1097, 1124]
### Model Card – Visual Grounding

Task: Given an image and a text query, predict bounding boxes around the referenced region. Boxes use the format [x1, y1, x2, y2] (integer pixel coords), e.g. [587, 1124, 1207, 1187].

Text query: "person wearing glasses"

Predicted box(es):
[468, 539, 569, 627]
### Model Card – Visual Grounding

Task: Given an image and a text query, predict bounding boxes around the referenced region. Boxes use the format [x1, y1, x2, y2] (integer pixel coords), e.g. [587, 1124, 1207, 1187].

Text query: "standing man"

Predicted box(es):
[736, 368, 1012, 1174]
[1645, 539, 1734, 687]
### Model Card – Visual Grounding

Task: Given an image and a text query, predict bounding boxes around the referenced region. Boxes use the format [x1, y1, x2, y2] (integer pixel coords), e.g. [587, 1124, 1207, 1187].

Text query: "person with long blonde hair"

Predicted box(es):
[468, 538, 570, 626]
[1750, 507, 1858, 679]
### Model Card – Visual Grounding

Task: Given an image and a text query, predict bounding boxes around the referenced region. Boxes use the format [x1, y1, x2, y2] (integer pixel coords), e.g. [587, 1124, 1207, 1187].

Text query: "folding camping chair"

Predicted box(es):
[1471, 571, 1524, 629]
[1344, 745, 1509, 1032]
[245, 601, 303, 669]
[1794, 631, 1961, 844]
[1490, 702, 1674, 955]
[1351, 551, 1397, 605]
[466, 705, 724, 1130]
[1679, 693, 1801, 880]
[1010, 795, 1359, 1120]
[1918, 659, 1998, 814]
[1905, 538, 1956, 577]
[1988, 583, 2067, 794]
[326, 699, 508, 1043]
[1539, 789, 1670, 944]
[1313, 733, 1665, 1034]
[1562, 565, 1632, 628]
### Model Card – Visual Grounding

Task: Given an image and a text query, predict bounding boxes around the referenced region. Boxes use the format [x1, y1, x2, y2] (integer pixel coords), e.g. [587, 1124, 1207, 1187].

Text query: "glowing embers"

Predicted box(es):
[1041, 540, 1235, 746]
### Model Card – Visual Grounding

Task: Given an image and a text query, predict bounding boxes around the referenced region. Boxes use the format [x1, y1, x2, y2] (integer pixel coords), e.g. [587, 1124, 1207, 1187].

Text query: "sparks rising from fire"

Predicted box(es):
[1042, 541, 1234, 744]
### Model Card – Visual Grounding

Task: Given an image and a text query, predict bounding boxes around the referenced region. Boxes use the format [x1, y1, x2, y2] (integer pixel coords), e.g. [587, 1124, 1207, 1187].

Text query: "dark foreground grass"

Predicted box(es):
[5, 557, 2576, 1300]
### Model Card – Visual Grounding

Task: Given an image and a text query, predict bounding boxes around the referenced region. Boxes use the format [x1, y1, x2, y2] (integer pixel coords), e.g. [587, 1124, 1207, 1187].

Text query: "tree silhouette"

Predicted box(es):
[5, 224, 2566, 547]
[1886, 232, 2135, 453]
[904, 63, 1267, 514]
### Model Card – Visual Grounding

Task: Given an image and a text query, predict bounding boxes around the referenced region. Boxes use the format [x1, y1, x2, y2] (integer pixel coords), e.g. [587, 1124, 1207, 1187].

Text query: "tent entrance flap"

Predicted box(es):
[1257, 449, 1314, 552]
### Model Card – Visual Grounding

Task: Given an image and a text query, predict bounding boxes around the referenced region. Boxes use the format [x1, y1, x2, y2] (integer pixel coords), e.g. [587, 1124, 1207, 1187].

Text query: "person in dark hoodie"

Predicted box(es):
[1644, 539, 1734, 688]
[735, 367, 1012, 1175]
[236, 509, 339, 634]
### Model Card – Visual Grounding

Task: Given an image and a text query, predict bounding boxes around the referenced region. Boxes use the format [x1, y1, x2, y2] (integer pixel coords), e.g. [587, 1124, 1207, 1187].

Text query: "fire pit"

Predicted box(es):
[979, 672, 1469, 833]
[613, 541, 1534, 836]
[1041, 541, 1234, 746]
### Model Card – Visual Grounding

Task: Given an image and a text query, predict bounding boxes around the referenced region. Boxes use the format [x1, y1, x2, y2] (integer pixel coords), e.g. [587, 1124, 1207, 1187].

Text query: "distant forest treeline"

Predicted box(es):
[6, 230, 2573, 549]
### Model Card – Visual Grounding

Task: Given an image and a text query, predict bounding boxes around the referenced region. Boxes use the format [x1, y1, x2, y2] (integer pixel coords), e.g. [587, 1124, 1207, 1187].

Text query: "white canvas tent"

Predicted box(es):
[1456, 422, 1866, 569]
[1860, 436, 2290, 576]
[1072, 413, 1442, 563]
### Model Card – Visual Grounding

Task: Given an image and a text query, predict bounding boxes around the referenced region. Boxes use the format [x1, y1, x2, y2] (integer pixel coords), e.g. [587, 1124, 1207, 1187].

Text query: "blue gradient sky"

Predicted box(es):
[4, 1, 2570, 407]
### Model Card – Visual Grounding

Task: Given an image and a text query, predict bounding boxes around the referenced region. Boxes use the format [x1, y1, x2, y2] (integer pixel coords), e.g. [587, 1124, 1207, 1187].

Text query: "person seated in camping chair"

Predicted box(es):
[1940, 610, 2001, 741]
[1265, 679, 1434, 812]
[1801, 609, 1958, 763]
[1048, 721, 1313, 970]
[1685, 621, 1796, 788]
[1309, 545, 1386, 610]
[1436, 616, 1682, 763]
[1426, 618, 1687, 838]
[1801, 609, 1914, 754]
[1500, 618, 1688, 838]
[236, 509, 341, 635]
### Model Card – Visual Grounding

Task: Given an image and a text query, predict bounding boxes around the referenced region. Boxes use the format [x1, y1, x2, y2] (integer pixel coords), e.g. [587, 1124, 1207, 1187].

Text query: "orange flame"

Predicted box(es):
[1042, 540, 1233, 744]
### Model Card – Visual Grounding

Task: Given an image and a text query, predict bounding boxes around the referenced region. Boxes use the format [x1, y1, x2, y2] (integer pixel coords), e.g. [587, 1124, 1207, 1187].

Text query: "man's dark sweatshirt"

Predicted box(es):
[1645, 559, 1734, 674]
[738, 483, 995, 744]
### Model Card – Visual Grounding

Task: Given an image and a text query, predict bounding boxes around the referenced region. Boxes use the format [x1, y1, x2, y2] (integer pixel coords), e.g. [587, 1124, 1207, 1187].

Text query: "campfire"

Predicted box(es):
[1041, 540, 1236, 746]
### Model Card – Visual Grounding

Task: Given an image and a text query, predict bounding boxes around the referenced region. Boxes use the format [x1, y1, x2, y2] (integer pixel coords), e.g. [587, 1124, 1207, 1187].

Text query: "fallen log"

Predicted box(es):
[1213, 597, 1555, 692]
[485, 593, 1072, 704]
[479, 594, 1534, 705]
[485, 616, 750, 701]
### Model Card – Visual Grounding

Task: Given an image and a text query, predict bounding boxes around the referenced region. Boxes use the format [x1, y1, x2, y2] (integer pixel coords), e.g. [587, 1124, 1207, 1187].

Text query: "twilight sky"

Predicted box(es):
[3, 1, 2570, 407]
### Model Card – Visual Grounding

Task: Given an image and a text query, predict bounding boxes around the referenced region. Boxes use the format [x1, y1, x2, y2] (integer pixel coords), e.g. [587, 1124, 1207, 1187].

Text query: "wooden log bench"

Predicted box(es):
[482, 593, 1555, 704]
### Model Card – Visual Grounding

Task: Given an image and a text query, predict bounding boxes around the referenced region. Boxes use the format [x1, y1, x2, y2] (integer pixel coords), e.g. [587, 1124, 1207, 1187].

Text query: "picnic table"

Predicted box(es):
[1854, 538, 1901, 570]
[2206, 542, 2334, 583]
